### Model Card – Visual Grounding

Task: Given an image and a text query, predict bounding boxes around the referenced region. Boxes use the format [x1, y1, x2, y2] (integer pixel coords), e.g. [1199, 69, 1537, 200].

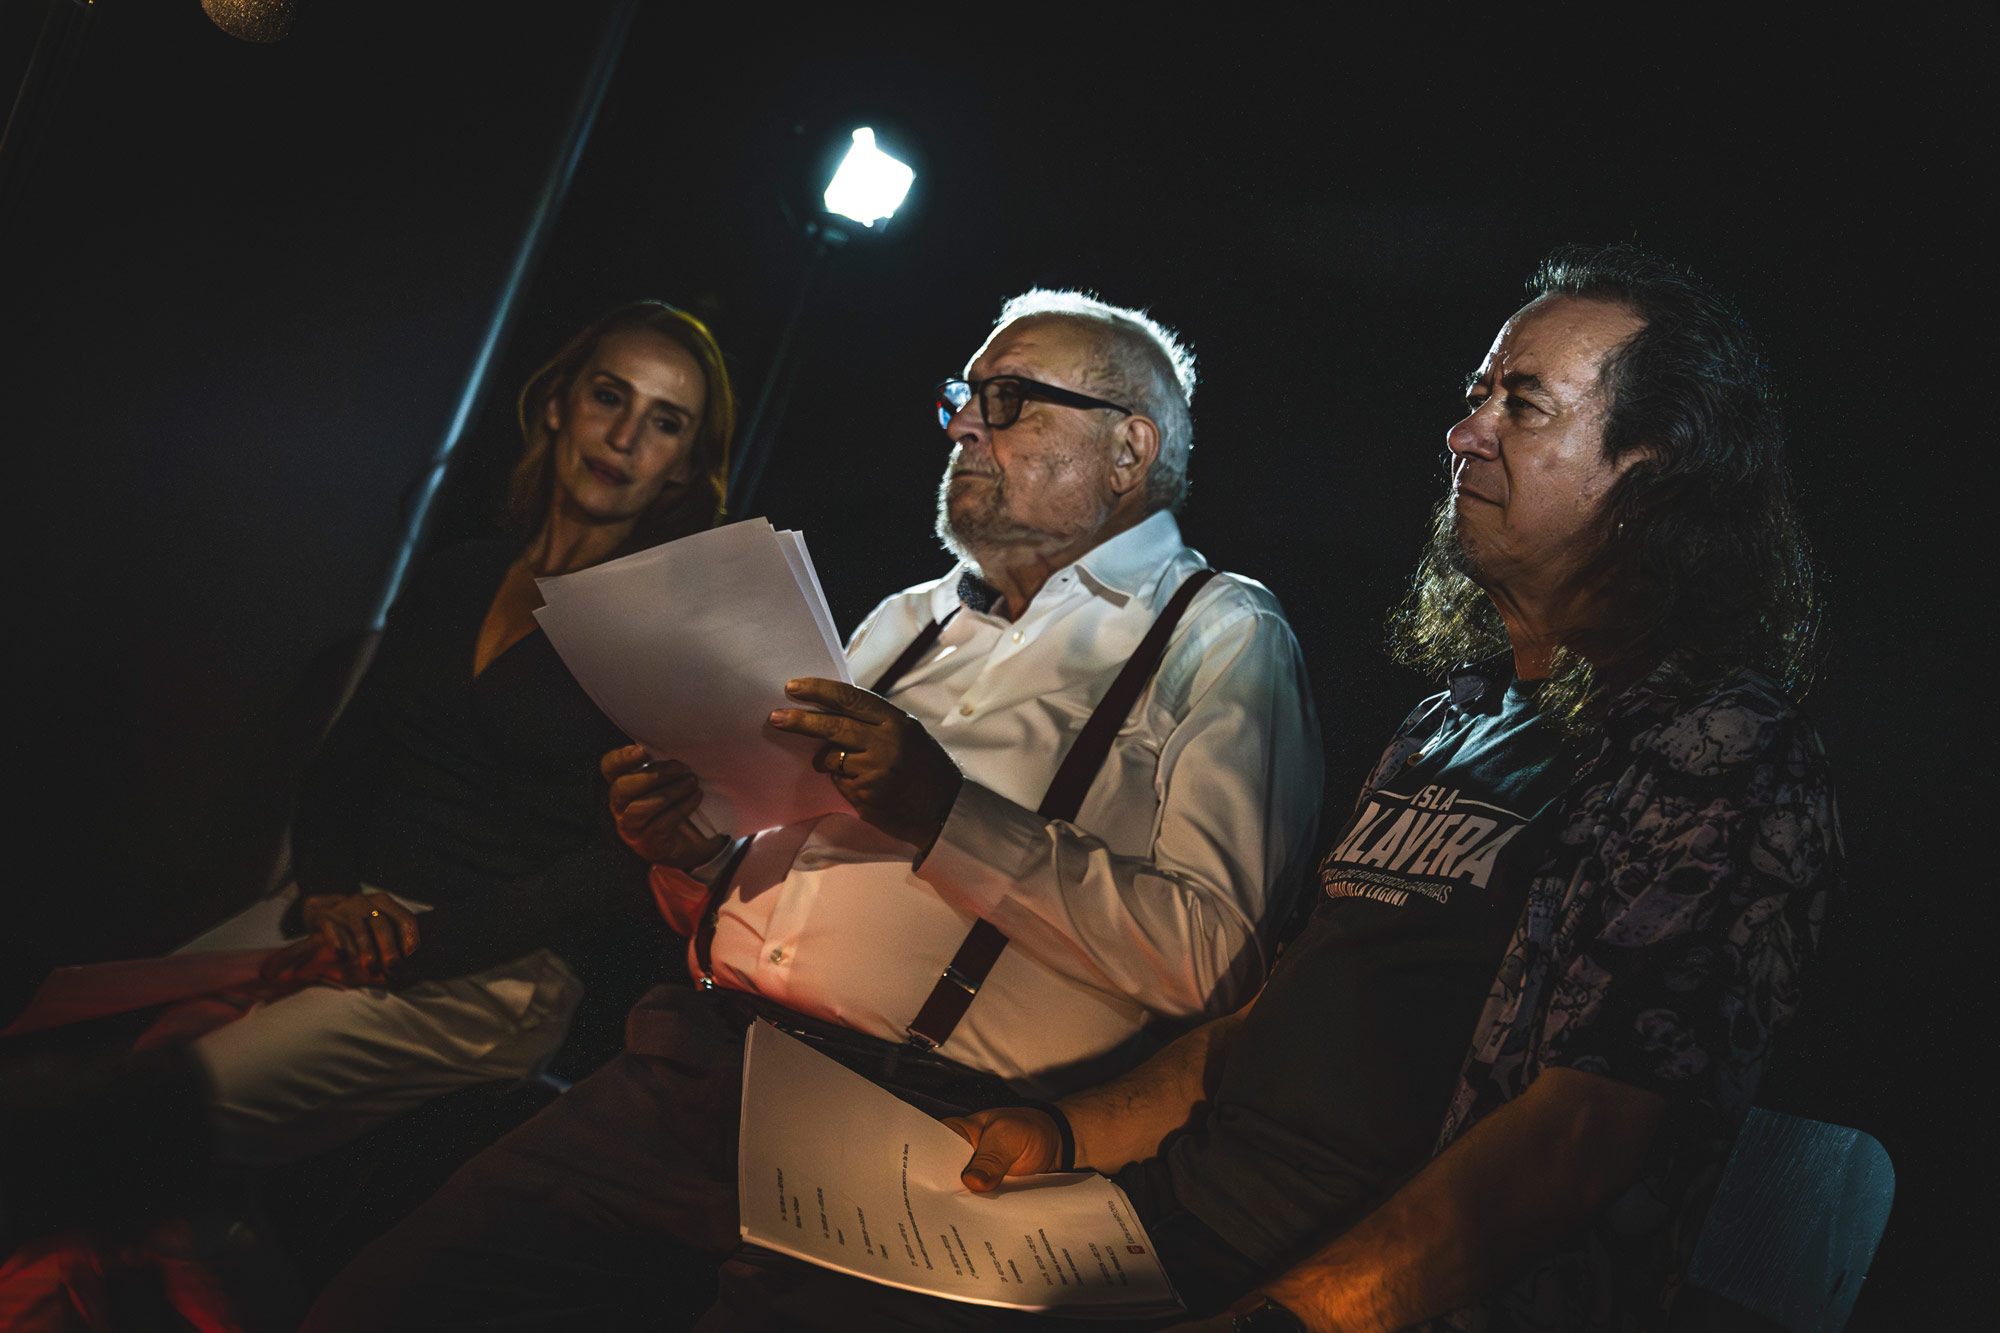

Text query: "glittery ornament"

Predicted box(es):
[201, 0, 297, 43]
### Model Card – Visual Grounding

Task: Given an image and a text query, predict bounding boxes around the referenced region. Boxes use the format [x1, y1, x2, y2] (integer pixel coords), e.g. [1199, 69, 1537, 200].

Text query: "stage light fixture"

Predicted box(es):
[821, 127, 913, 230]
[731, 122, 921, 511]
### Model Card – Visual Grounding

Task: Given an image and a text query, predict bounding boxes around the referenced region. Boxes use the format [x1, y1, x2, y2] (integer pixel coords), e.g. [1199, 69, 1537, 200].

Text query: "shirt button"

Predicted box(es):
[1011, 629, 1023, 643]
[959, 703, 974, 716]
[769, 947, 785, 964]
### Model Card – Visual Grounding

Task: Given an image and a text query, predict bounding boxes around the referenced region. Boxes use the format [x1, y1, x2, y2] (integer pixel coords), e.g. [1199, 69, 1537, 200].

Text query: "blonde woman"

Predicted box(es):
[194, 302, 736, 1165]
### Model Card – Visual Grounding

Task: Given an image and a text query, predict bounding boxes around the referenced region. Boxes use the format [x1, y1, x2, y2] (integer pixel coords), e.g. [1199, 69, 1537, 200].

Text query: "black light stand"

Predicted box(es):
[726, 220, 849, 517]
[367, 0, 638, 632]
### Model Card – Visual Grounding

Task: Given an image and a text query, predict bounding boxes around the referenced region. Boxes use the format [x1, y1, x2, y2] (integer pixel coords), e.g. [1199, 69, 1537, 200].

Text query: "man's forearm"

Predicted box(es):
[1261, 1067, 1667, 1331]
[1062, 1007, 1248, 1173]
[915, 607, 1323, 1022]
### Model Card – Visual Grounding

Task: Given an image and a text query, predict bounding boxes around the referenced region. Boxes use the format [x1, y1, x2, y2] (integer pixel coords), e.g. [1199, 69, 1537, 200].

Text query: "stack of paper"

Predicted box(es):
[534, 520, 854, 835]
[737, 1023, 1184, 1317]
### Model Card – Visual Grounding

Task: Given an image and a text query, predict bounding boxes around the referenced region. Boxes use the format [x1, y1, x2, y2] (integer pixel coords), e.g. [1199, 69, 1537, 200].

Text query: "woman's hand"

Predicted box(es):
[942, 1107, 1067, 1192]
[602, 746, 731, 870]
[299, 892, 421, 977]
[767, 678, 964, 858]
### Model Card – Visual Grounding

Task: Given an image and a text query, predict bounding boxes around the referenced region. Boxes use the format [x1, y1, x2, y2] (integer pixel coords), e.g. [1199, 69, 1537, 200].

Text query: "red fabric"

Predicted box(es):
[0, 1237, 111, 1332]
[0, 1225, 244, 1333]
[3, 938, 365, 1046]
[647, 863, 708, 939]
[0, 946, 362, 1330]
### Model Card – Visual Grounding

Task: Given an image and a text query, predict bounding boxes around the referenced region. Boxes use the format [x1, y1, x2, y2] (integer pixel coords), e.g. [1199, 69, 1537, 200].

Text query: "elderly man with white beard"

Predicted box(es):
[306, 290, 1322, 1330]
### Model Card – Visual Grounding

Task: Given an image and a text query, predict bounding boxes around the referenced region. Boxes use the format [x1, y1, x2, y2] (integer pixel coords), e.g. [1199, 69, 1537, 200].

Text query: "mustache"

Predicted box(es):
[946, 441, 996, 476]
[945, 454, 999, 480]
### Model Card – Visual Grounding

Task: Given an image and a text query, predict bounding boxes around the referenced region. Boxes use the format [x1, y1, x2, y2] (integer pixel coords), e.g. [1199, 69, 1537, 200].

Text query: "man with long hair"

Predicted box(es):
[933, 245, 1844, 1331]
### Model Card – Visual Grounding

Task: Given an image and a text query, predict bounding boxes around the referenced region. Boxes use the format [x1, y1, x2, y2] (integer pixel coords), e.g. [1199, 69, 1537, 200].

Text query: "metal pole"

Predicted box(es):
[368, 0, 638, 630]
[728, 226, 841, 516]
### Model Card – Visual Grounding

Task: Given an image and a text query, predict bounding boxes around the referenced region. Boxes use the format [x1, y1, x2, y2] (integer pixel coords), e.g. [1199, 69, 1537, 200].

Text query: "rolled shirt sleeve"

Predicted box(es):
[915, 595, 1323, 1021]
[692, 514, 1327, 1088]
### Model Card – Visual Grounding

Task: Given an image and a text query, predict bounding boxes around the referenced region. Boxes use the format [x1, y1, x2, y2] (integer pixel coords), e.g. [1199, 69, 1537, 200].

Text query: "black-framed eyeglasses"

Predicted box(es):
[934, 376, 1135, 431]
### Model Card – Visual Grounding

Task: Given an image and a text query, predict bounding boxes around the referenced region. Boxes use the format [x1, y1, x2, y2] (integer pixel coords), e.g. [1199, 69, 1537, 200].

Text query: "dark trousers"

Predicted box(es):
[305, 985, 1259, 1331]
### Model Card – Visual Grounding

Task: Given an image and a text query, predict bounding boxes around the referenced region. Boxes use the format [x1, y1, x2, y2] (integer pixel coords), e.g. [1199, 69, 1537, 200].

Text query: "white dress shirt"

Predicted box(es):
[650, 511, 1323, 1093]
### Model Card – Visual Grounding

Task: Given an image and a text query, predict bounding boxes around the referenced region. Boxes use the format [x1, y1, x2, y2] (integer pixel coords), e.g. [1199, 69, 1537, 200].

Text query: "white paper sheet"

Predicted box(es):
[533, 520, 855, 834]
[777, 530, 847, 668]
[737, 1023, 1183, 1316]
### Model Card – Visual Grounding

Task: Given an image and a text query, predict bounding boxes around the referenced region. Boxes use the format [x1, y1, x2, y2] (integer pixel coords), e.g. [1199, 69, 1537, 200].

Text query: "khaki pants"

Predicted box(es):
[192, 948, 583, 1166]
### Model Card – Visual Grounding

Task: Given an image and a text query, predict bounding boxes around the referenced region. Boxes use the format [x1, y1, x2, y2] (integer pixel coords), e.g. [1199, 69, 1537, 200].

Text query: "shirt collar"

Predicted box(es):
[936, 510, 1188, 619]
[1073, 510, 1186, 605]
[1447, 656, 1512, 712]
[1448, 650, 1744, 727]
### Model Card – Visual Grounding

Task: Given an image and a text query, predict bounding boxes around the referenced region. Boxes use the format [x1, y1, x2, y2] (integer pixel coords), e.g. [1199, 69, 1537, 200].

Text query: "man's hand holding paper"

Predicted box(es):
[769, 677, 965, 860]
[943, 1107, 1068, 1191]
[533, 520, 856, 834]
[736, 1024, 1182, 1317]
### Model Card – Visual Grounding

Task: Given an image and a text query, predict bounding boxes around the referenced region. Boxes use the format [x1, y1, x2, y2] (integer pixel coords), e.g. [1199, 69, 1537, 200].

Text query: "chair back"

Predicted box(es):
[1684, 1107, 1894, 1332]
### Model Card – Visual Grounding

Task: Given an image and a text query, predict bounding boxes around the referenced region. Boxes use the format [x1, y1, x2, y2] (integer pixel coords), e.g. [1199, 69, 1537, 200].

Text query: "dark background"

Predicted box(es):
[4, 2, 1985, 1323]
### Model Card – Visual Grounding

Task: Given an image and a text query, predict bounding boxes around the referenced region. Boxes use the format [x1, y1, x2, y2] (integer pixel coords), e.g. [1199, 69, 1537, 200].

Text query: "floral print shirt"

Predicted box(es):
[1373, 660, 1844, 1332]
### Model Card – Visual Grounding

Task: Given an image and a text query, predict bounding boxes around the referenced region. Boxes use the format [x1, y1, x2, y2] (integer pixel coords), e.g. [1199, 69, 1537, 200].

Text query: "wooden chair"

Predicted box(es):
[1682, 1107, 1895, 1332]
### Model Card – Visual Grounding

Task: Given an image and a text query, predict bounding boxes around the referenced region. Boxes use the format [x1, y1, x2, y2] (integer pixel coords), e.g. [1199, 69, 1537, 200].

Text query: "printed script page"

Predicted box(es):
[736, 1023, 1183, 1316]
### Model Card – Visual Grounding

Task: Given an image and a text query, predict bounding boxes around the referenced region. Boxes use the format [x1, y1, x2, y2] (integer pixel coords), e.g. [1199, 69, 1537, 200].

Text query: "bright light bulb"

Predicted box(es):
[822, 128, 914, 229]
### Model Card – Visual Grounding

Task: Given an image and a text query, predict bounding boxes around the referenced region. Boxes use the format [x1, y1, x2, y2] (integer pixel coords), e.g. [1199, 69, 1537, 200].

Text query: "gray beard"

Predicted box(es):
[933, 469, 985, 570]
[932, 464, 1118, 575]
[933, 468, 1040, 573]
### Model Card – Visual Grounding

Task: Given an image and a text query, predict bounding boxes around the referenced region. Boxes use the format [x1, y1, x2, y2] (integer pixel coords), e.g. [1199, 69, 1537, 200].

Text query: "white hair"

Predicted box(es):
[988, 289, 1197, 513]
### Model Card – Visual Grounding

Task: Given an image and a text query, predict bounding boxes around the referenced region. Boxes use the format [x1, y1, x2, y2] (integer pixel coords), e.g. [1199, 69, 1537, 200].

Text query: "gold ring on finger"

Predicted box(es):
[833, 748, 849, 776]
[369, 908, 382, 917]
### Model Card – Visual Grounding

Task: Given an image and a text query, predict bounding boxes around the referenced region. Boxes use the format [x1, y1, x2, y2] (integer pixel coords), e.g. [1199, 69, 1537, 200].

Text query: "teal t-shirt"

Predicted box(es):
[1119, 677, 1571, 1272]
